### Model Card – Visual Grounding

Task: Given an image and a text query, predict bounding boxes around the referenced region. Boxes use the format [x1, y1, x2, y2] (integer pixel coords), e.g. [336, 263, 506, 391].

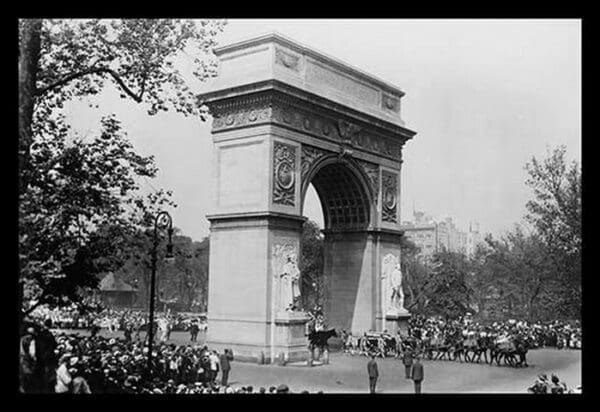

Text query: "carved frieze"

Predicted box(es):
[209, 93, 404, 161]
[273, 142, 297, 206]
[337, 120, 361, 143]
[301, 145, 329, 184]
[381, 170, 398, 223]
[356, 159, 380, 204]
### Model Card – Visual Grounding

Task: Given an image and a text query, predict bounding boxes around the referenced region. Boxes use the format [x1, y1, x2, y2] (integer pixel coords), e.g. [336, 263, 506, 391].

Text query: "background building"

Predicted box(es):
[98, 272, 138, 308]
[466, 222, 483, 258]
[401, 211, 481, 259]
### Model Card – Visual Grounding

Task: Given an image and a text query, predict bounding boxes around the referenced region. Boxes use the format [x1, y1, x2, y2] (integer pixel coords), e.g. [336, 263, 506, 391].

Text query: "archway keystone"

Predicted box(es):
[200, 33, 416, 362]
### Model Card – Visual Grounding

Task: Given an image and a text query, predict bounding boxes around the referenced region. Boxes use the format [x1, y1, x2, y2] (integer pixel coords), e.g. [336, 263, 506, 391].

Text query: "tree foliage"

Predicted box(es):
[420, 251, 473, 320]
[470, 229, 555, 321]
[299, 220, 324, 311]
[524, 145, 581, 317]
[19, 117, 175, 314]
[18, 19, 226, 315]
[114, 232, 210, 313]
[465, 146, 581, 322]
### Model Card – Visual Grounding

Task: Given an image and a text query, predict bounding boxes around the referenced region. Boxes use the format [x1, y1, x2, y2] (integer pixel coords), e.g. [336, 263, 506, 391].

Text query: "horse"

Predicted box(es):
[470, 335, 494, 364]
[491, 337, 522, 367]
[422, 335, 450, 361]
[461, 334, 480, 363]
[308, 329, 338, 360]
[345, 335, 362, 355]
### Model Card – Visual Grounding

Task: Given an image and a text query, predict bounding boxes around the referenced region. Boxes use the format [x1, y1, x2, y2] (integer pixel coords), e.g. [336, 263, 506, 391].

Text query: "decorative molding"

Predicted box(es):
[209, 91, 404, 161]
[356, 159, 380, 204]
[301, 145, 329, 184]
[381, 170, 398, 223]
[275, 48, 300, 72]
[273, 142, 297, 206]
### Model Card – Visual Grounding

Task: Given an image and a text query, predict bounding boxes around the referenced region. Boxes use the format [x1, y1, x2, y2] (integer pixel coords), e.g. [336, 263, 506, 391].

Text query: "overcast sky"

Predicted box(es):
[63, 19, 581, 241]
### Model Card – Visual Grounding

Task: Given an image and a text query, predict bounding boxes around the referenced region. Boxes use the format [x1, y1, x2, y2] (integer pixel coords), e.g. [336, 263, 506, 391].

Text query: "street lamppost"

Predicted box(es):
[147, 211, 174, 376]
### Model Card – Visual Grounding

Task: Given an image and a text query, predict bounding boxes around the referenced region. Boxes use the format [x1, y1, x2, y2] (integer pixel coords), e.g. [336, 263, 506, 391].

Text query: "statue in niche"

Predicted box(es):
[381, 254, 405, 314]
[390, 263, 405, 312]
[281, 253, 301, 311]
[273, 245, 302, 313]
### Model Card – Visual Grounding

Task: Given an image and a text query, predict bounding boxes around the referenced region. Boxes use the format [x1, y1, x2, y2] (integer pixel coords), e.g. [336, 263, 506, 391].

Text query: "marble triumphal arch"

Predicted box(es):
[200, 34, 417, 362]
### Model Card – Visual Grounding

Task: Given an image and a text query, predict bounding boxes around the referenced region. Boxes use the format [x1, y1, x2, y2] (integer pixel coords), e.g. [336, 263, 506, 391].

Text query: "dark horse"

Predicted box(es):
[308, 329, 338, 358]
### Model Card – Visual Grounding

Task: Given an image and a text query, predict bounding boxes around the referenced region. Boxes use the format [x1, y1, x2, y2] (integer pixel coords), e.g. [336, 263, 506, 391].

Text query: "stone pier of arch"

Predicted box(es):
[199, 33, 417, 363]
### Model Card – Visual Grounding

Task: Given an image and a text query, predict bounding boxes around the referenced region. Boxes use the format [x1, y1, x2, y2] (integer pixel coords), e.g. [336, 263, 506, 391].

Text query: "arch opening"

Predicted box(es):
[307, 161, 372, 232]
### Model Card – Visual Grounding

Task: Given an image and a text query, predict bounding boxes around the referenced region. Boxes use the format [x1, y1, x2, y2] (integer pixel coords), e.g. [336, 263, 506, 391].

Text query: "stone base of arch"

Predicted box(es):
[205, 212, 310, 364]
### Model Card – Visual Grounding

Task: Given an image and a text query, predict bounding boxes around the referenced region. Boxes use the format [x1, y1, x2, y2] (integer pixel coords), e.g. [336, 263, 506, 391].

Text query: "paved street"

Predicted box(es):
[55, 329, 581, 393]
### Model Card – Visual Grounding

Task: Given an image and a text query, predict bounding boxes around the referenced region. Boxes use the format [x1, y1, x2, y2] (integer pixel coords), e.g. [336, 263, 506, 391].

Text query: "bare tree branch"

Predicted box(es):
[36, 67, 144, 102]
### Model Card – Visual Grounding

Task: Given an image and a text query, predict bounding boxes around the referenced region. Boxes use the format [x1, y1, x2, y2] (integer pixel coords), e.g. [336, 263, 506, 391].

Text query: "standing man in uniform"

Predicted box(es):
[411, 356, 424, 394]
[367, 354, 379, 394]
[403, 346, 414, 379]
[220, 349, 234, 386]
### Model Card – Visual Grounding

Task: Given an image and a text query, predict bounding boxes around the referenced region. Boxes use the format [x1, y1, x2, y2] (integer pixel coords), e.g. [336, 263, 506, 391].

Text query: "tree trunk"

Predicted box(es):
[18, 19, 42, 328]
[18, 19, 41, 196]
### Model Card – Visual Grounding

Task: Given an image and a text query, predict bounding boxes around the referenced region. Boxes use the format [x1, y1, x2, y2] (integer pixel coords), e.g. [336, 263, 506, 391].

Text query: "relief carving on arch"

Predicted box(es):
[273, 142, 297, 207]
[210, 94, 405, 161]
[381, 170, 398, 223]
[301, 145, 329, 185]
[356, 159, 380, 205]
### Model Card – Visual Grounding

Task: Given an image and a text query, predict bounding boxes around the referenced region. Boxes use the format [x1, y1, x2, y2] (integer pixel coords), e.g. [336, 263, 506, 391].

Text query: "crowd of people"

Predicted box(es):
[405, 315, 582, 350]
[21, 305, 581, 394]
[29, 305, 209, 342]
[528, 373, 581, 394]
[20, 306, 314, 394]
[342, 314, 581, 357]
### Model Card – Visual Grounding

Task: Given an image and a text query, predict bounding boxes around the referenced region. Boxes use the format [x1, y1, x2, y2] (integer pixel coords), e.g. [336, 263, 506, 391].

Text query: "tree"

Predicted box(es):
[524, 145, 581, 318]
[19, 19, 226, 193]
[472, 228, 554, 321]
[113, 231, 210, 313]
[19, 117, 174, 316]
[18, 19, 226, 316]
[421, 251, 473, 320]
[299, 220, 324, 311]
[399, 236, 430, 313]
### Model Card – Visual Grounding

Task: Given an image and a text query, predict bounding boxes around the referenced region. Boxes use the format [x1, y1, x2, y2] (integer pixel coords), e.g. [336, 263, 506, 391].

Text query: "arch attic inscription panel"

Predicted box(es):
[201, 33, 416, 362]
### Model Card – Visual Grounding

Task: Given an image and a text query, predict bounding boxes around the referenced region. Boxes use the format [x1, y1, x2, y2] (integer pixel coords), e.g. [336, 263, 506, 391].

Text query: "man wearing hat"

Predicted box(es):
[410, 356, 424, 394]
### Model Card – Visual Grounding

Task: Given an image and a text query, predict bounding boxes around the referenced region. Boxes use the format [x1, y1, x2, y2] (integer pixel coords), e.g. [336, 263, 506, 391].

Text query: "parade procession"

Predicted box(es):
[18, 19, 581, 395]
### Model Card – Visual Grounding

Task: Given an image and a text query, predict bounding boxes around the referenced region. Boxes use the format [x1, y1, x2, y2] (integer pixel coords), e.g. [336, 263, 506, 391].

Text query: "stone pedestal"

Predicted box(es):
[273, 311, 309, 364]
[382, 309, 411, 336]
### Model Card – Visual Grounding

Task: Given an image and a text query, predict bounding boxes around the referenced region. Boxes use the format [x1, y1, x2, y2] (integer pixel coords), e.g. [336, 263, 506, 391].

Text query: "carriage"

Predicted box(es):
[346, 332, 398, 358]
